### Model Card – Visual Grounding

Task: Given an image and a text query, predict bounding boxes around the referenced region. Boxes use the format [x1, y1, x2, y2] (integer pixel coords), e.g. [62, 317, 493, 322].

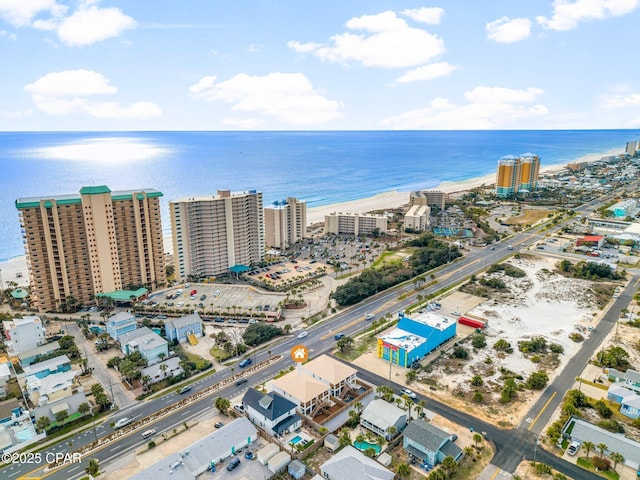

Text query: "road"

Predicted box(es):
[8, 196, 636, 479]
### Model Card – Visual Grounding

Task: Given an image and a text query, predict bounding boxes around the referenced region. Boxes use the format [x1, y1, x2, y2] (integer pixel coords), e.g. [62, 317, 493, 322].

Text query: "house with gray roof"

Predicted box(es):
[607, 368, 640, 394]
[141, 357, 184, 384]
[360, 398, 406, 440]
[607, 384, 636, 403]
[620, 395, 640, 419]
[562, 416, 640, 470]
[119, 327, 168, 365]
[320, 445, 395, 480]
[105, 311, 137, 340]
[129, 417, 258, 480]
[242, 387, 301, 437]
[164, 313, 203, 344]
[403, 419, 462, 467]
[18, 341, 60, 367]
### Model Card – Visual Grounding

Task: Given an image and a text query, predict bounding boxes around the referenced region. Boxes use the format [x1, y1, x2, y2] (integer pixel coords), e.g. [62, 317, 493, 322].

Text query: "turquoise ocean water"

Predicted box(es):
[0, 130, 637, 260]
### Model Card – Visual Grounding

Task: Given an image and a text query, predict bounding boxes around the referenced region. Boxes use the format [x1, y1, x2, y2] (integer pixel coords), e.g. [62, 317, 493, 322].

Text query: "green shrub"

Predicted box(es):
[452, 346, 469, 359]
[594, 400, 613, 419]
[549, 343, 564, 354]
[597, 419, 624, 433]
[591, 456, 610, 471]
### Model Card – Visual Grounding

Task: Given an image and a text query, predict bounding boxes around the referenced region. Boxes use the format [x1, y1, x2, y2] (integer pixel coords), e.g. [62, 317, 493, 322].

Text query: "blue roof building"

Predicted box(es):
[164, 313, 203, 344]
[377, 311, 456, 367]
[106, 311, 137, 341]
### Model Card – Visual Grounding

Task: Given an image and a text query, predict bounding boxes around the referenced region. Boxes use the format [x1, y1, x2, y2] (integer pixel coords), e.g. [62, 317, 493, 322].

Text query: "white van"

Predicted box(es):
[141, 429, 156, 439]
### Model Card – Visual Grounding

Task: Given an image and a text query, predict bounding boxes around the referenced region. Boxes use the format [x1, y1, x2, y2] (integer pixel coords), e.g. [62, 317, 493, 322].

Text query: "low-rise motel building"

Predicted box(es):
[377, 311, 457, 368]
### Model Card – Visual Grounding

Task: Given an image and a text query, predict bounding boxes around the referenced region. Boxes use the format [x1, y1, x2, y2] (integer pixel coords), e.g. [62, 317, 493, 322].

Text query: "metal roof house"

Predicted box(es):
[562, 416, 640, 470]
[119, 326, 168, 366]
[320, 445, 395, 480]
[129, 417, 258, 480]
[360, 398, 407, 440]
[242, 387, 301, 437]
[403, 419, 462, 468]
[607, 368, 640, 394]
[620, 395, 640, 420]
[164, 313, 203, 344]
[105, 311, 137, 341]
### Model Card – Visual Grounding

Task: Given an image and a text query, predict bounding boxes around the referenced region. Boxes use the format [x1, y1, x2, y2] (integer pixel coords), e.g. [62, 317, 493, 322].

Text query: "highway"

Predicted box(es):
[7, 194, 637, 479]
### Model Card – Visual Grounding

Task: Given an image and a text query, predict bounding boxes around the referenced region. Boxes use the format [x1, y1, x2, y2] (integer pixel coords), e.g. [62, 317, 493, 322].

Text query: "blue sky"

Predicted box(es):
[1, 0, 640, 130]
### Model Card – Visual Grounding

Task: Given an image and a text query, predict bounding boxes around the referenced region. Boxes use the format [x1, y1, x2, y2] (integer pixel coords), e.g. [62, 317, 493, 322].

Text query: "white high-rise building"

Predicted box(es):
[264, 197, 307, 250]
[2, 316, 46, 355]
[170, 190, 264, 281]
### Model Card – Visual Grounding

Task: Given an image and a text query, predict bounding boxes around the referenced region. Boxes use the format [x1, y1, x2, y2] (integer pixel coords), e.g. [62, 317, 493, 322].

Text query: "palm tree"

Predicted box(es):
[214, 396, 230, 415]
[610, 452, 624, 472]
[597, 442, 608, 459]
[78, 402, 91, 417]
[159, 363, 168, 379]
[403, 397, 415, 419]
[353, 401, 363, 415]
[397, 463, 411, 479]
[386, 426, 397, 439]
[355, 433, 365, 446]
[36, 416, 51, 433]
[463, 446, 474, 457]
[441, 456, 458, 476]
[582, 440, 594, 459]
[473, 433, 483, 449]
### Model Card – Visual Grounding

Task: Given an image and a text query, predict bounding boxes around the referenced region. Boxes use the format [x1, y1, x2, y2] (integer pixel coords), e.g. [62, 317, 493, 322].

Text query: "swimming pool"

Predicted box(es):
[152, 328, 162, 335]
[289, 435, 302, 445]
[353, 440, 381, 454]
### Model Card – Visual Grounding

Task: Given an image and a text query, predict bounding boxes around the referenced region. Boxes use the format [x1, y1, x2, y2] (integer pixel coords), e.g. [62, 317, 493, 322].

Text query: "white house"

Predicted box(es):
[2, 316, 45, 355]
[242, 388, 301, 437]
[320, 445, 395, 480]
[119, 327, 169, 365]
[360, 398, 407, 440]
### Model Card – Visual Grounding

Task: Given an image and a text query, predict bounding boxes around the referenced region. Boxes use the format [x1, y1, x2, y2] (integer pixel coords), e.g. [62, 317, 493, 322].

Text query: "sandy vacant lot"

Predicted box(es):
[412, 255, 617, 425]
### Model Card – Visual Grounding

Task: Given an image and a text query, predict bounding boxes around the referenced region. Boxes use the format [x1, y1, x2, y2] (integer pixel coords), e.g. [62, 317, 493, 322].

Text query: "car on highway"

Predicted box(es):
[364, 313, 374, 320]
[297, 330, 308, 338]
[236, 378, 248, 386]
[178, 385, 192, 394]
[214, 422, 224, 428]
[238, 358, 252, 368]
[114, 417, 133, 429]
[400, 388, 417, 399]
[334, 333, 345, 340]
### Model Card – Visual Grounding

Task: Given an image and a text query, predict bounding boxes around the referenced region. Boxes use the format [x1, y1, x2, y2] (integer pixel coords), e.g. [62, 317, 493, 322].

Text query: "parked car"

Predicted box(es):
[567, 441, 580, 456]
[200, 294, 206, 301]
[214, 422, 224, 428]
[226, 458, 241, 471]
[190, 289, 197, 296]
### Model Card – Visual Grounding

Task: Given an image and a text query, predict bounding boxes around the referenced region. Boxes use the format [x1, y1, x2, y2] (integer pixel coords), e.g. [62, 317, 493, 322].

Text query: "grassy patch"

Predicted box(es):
[504, 208, 553, 226]
[335, 335, 378, 362]
[576, 378, 608, 390]
[183, 351, 210, 370]
[576, 457, 620, 480]
[209, 347, 233, 362]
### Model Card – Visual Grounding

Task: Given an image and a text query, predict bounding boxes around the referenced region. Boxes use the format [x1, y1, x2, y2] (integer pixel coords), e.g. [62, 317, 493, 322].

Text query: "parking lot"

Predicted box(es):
[243, 258, 327, 289]
[147, 283, 286, 320]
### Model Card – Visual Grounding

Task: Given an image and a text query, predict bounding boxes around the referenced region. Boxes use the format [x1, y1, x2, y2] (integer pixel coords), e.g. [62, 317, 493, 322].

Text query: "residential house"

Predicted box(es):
[607, 384, 636, 404]
[164, 313, 203, 344]
[119, 327, 169, 365]
[26, 370, 79, 407]
[17, 341, 60, 367]
[105, 312, 137, 341]
[22, 355, 71, 379]
[288, 459, 306, 480]
[320, 445, 395, 480]
[0, 398, 40, 454]
[607, 368, 640, 394]
[128, 417, 258, 480]
[140, 357, 184, 384]
[403, 419, 462, 467]
[562, 416, 640, 470]
[32, 391, 90, 423]
[242, 388, 301, 437]
[0, 362, 11, 399]
[272, 355, 358, 417]
[620, 395, 640, 419]
[359, 398, 407, 440]
[2, 316, 45, 356]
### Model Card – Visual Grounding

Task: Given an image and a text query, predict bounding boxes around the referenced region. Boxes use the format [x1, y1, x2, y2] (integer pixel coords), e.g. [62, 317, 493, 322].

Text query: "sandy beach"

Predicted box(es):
[0, 146, 623, 282]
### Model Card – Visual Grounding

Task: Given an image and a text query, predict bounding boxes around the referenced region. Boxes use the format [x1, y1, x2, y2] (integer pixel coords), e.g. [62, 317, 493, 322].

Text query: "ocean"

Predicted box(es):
[0, 129, 637, 261]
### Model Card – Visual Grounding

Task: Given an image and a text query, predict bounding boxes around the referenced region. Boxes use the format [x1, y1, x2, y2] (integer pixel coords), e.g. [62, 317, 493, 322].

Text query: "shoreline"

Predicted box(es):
[0, 146, 624, 277]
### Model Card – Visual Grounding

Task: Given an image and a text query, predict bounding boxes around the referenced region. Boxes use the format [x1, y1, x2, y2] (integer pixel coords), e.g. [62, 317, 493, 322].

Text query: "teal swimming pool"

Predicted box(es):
[353, 440, 381, 454]
[289, 435, 302, 445]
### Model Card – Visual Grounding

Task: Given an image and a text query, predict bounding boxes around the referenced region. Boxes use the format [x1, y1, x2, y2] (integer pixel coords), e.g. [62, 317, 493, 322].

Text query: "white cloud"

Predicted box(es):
[381, 86, 548, 129]
[395, 62, 459, 83]
[288, 10, 445, 69]
[400, 7, 445, 25]
[0, 109, 32, 118]
[486, 16, 532, 43]
[55, 4, 136, 46]
[537, 0, 639, 31]
[25, 69, 161, 119]
[222, 117, 262, 129]
[25, 69, 117, 96]
[602, 92, 640, 108]
[0, 0, 66, 27]
[0, 0, 135, 46]
[189, 72, 342, 126]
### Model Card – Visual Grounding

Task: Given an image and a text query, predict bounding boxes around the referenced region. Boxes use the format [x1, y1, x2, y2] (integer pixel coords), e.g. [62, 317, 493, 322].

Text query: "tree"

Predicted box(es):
[160, 363, 168, 379]
[452, 346, 469, 359]
[214, 396, 230, 415]
[85, 458, 100, 476]
[78, 402, 91, 417]
[501, 378, 518, 402]
[95, 392, 111, 411]
[600, 346, 630, 369]
[441, 456, 458, 476]
[527, 371, 549, 390]
[339, 428, 351, 448]
[337, 336, 355, 352]
[463, 446, 474, 457]
[36, 416, 51, 433]
[472, 333, 486, 349]
[582, 440, 594, 459]
[610, 452, 624, 472]
[355, 433, 366, 445]
[386, 426, 397, 439]
[597, 442, 608, 459]
[397, 463, 411, 479]
[473, 433, 483, 448]
[55, 409, 69, 427]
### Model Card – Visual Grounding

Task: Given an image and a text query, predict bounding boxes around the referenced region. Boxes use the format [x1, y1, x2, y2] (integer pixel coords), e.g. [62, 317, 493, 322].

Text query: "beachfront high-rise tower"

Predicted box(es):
[15, 186, 166, 312]
[495, 153, 540, 198]
[264, 197, 307, 250]
[170, 189, 264, 281]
